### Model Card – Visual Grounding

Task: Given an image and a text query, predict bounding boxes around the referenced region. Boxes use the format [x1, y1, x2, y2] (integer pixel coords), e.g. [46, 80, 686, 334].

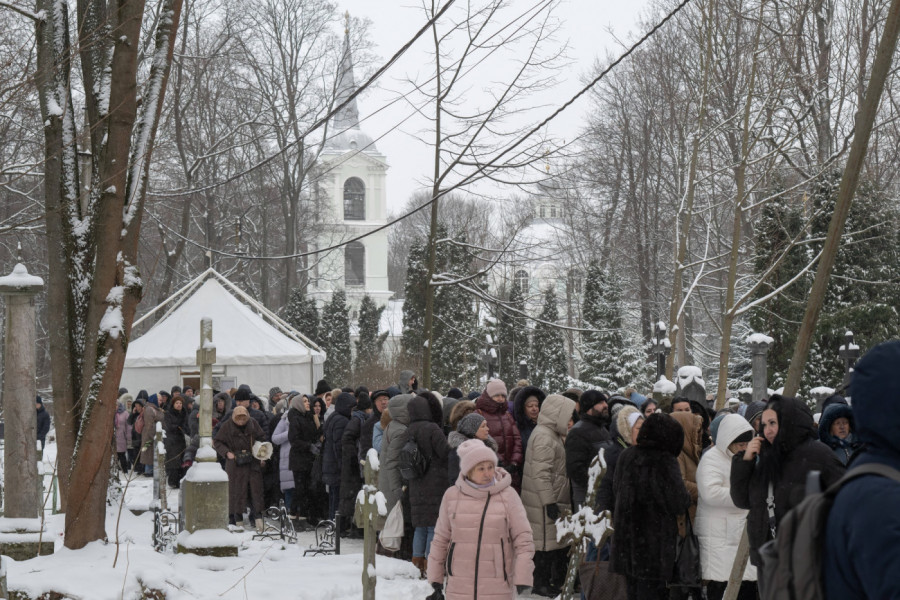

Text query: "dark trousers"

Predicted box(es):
[328, 483, 341, 520]
[293, 469, 322, 523]
[534, 548, 569, 589]
[117, 451, 130, 473]
[625, 577, 669, 600]
[706, 581, 758, 600]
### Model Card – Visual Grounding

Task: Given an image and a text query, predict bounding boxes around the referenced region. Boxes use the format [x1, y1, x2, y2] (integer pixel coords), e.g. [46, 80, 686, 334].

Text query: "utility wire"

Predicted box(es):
[147, 0, 696, 261]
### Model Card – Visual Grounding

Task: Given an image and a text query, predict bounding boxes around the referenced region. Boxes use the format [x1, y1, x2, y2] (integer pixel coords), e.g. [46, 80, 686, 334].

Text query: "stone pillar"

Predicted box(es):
[0, 261, 52, 559]
[746, 333, 773, 404]
[839, 331, 860, 393]
[177, 318, 237, 556]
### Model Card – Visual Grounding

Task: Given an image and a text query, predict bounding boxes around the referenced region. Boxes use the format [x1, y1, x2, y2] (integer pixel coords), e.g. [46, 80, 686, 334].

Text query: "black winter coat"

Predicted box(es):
[163, 405, 189, 464]
[596, 437, 628, 513]
[322, 393, 355, 486]
[611, 413, 690, 581]
[36, 406, 51, 441]
[406, 395, 450, 527]
[565, 413, 611, 506]
[288, 406, 319, 473]
[359, 409, 381, 464]
[340, 410, 368, 517]
[730, 395, 845, 566]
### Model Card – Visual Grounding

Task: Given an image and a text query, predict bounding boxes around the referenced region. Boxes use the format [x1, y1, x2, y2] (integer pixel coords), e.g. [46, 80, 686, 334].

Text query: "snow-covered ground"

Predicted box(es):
[5, 444, 554, 599]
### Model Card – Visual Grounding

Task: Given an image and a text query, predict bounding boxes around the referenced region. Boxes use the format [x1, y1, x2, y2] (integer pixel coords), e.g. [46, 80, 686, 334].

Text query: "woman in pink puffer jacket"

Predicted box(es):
[427, 439, 535, 600]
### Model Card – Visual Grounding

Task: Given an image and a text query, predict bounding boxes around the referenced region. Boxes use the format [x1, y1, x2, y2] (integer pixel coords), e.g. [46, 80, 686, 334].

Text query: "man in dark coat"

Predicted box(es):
[565, 389, 611, 508]
[214, 406, 266, 531]
[611, 413, 691, 598]
[36, 396, 51, 452]
[825, 341, 900, 599]
[406, 394, 450, 575]
[322, 392, 355, 522]
[339, 393, 372, 533]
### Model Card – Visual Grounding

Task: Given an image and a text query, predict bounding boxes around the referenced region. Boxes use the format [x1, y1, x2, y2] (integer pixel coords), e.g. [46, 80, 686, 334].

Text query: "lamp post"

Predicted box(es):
[839, 331, 861, 391]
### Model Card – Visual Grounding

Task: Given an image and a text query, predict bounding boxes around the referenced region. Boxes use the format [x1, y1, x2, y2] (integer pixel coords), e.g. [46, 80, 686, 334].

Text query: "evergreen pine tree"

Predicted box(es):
[531, 287, 569, 393]
[497, 279, 531, 383]
[354, 294, 388, 379]
[579, 260, 649, 390]
[431, 233, 482, 390]
[320, 289, 352, 385]
[747, 184, 810, 388]
[803, 173, 900, 388]
[400, 237, 428, 368]
[282, 286, 321, 344]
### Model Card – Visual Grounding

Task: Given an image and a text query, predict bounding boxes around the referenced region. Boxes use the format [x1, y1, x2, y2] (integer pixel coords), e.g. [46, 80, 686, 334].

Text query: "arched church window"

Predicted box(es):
[343, 177, 365, 220]
[345, 241, 365, 286]
[514, 269, 529, 292]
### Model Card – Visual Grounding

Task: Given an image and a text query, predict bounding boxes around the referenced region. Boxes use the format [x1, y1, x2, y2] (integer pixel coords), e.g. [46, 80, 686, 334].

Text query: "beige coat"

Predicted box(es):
[671, 411, 702, 522]
[521, 394, 575, 551]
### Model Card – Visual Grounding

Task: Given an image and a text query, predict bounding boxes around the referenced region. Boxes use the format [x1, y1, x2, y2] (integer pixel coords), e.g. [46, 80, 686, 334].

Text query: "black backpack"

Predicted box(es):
[399, 437, 429, 481]
[758, 462, 900, 600]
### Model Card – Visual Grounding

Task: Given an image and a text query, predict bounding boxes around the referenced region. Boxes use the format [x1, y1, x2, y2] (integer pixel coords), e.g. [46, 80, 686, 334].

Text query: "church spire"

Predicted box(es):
[333, 12, 360, 132]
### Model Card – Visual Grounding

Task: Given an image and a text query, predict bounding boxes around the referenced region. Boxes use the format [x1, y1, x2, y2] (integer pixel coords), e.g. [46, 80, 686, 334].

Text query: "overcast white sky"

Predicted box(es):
[337, 0, 651, 213]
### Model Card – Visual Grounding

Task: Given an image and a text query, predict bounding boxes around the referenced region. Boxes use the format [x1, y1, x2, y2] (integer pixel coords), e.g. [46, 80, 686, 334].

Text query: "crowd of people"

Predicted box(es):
[104, 344, 900, 600]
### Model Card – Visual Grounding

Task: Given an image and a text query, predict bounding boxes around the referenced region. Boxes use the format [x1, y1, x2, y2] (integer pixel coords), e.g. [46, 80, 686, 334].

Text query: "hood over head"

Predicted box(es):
[398, 370, 416, 394]
[671, 411, 702, 461]
[744, 400, 767, 425]
[715, 414, 755, 458]
[408, 395, 437, 424]
[636, 413, 684, 457]
[616, 405, 642, 446]
[818, 403, 855, 446]
[288, 392, 307, 413]
[766, 394, 817, 454]
[387, 393, 413, 426]
[821, 394, 848, 412]
[334, 392, 356, 418]
[537, 394, 576, 436]
[850, 340, 900, 456]
[513, 385, 546, 430]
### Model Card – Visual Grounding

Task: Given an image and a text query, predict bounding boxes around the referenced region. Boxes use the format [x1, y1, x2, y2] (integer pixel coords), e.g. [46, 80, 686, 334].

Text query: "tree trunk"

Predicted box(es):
[783, 0, 900, 396]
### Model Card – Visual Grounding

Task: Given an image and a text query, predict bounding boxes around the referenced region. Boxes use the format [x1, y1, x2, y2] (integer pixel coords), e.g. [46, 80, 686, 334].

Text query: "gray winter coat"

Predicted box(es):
[378, 394, 413, 510]
[271, 415, 294, 492]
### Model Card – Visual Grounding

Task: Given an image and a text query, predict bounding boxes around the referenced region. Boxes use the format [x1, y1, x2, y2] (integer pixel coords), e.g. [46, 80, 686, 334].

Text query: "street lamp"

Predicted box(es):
[649, 320, 671, 380]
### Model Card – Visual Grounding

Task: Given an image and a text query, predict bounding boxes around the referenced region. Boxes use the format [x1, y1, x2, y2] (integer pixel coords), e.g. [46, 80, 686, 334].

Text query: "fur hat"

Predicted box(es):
[457, 412, 486, 438]
[636, 412, 684, 456]
[234, 387, 252, 402]
[447, 388, 464, 399]
[458, 438, 498, 477]
[616, 406, 641, 445]
[315, 379, 330, 396]
[485, 379, 508, 398]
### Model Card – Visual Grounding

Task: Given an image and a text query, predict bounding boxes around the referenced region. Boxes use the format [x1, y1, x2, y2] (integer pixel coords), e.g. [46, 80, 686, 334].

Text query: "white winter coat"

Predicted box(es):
[695, 414, 758, 582]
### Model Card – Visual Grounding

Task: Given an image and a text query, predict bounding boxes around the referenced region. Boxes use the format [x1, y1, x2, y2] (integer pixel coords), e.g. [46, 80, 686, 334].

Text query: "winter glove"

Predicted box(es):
[426, 582, 444, 600]
[516, 585, 532, 595]
[503, 463, 519, 475]
[545, 503, 560, 521]
[310, 443, 320, 456]
[181, 460, 193, 469]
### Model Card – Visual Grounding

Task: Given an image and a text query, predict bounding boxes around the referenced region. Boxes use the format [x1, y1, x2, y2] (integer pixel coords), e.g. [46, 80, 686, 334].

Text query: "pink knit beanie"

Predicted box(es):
[485, 379, 508, 398]
[458, 438, 498, 477]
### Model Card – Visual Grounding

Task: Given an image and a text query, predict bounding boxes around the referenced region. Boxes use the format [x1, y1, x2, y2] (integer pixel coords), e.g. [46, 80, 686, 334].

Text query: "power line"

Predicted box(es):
[146, 0, 697, 261]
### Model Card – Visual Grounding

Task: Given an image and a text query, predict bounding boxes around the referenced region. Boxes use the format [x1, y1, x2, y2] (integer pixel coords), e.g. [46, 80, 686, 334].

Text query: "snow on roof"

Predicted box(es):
[126, 277, 324, 368]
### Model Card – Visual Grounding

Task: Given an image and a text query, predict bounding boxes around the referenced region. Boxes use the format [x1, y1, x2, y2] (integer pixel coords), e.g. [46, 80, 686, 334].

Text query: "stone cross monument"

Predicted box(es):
[176, 318, 237, 556]
[0, 259, 53, 559]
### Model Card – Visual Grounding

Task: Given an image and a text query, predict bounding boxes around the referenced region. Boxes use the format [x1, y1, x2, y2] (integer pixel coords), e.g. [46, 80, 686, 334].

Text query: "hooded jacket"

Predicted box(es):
[818, 403, 861, 466]
[671, 411, 703, 519]
[398, 370, 417, 394]
[378, 394, 413, 510]
[36, 397, 51, 442]
[596, 406, 641, 513]
[322, 392, 356, 486]
[512, 386, 546, 451]
[427, 468, 535, 600]
[730, 395, 845, 567]
[407, 395, 451, 527]
[114, 402, 131, 453]
[565, 406, 611, 508]
[825, 341, 900, 599]
[475, 390, 524, 476]
[521, 394, 575, 552]
[610, 413, 691, 581]
[695, 414, 756, 582]
[270, 414, 295, 492]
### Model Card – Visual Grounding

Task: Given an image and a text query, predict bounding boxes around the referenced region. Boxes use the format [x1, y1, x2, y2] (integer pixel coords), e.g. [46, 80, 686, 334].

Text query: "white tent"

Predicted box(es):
[121, 270, 325, 398]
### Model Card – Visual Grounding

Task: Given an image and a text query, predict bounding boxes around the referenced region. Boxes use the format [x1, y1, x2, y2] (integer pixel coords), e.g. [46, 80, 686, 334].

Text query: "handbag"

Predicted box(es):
[670, 511, 702, 588]
[378, 499, 404, 551]
[234, 449, 254, 466]
[579, 558, 627, 600]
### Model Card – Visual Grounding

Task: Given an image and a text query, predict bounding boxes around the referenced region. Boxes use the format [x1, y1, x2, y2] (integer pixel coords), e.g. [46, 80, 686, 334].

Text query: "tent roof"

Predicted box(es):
[125, 271, 325, 368]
